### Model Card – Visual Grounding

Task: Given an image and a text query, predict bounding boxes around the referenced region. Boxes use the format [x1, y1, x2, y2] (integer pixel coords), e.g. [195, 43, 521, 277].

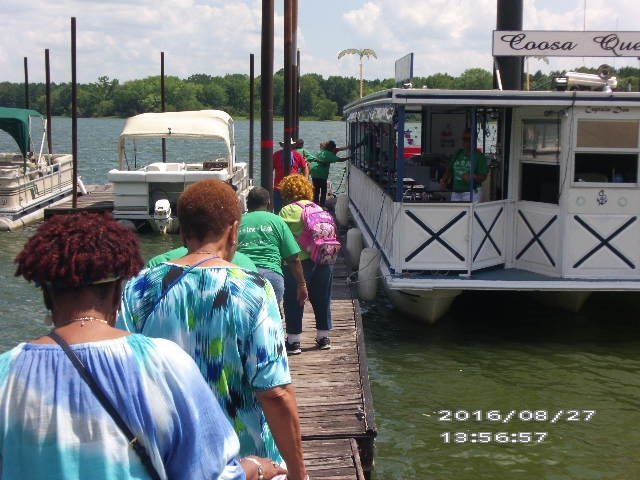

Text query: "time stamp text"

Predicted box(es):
[437, 409, 596, 444]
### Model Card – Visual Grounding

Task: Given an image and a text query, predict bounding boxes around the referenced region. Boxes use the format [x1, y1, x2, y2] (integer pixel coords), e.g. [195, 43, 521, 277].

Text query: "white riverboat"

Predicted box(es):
[0, 107, 74, 231]
[344, 71, 640, 323]
[107, 109, 252, 233]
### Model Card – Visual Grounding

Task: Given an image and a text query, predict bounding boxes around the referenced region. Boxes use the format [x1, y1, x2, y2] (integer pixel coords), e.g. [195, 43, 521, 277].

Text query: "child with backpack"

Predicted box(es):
[278, 174, 342, 354]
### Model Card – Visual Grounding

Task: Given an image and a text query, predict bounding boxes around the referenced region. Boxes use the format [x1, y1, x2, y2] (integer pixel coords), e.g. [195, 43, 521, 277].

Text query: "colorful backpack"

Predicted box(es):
[294, 201, 341, 265]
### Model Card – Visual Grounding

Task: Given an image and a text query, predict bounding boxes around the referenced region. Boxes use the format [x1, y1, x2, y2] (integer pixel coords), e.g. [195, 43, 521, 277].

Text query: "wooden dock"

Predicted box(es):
[43, 187, 377, 478]
[293, 252, 376, 479]
[43, 184, 114, 219]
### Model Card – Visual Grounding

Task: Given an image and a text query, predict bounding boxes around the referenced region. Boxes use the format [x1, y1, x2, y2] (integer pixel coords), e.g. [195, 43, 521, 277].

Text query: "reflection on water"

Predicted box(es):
[364, 291, 640, 479]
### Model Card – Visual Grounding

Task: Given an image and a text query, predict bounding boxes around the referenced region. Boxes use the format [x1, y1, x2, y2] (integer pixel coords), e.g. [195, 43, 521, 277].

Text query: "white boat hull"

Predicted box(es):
[108, 161, 252, 233]
[385, 287, 462, 324]
[0, 153, 74, 231]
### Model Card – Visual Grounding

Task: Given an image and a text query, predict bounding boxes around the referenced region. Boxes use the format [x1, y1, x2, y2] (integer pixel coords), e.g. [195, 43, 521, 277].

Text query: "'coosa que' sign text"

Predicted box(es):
[492, 31, 640, 57]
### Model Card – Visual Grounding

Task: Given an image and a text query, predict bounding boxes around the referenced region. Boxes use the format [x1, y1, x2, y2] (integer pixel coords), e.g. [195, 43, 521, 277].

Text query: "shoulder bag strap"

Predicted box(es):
[140, 254, 219, 331]
[158, 254, 218, 302]
[48, 330, 162, 480]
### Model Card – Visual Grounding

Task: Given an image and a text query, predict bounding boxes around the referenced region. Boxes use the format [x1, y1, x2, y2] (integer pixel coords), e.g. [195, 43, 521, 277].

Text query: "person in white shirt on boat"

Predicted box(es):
[440, 129, 488, 202]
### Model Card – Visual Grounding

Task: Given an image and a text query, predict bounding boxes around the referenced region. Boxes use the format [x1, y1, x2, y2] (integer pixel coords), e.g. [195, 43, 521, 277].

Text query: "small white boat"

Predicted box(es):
[0, 107, 74, 231]
[344, 70, 640, 323]
[107, 110, 252, 233]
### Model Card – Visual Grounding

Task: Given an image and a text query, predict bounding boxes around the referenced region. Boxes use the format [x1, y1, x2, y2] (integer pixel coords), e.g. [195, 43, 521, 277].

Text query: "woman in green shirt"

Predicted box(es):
[310, 140, 349, 207]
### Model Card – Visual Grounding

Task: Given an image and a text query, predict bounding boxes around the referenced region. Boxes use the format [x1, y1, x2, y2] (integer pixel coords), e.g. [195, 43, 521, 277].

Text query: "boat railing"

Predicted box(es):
[349, 166, 508, 275]
[396, 200, 507, 274]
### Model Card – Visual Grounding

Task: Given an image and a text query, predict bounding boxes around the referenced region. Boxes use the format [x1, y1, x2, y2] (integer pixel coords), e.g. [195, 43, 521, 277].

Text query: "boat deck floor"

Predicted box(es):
[399, 266, 640, 282]
[387, 265, 640, 290]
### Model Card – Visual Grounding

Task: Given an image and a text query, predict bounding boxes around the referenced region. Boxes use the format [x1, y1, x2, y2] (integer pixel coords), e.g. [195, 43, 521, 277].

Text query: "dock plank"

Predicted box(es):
[303, 438, 365, 480]
[44, 184, 114, 218]
[288, 249, 376, 477]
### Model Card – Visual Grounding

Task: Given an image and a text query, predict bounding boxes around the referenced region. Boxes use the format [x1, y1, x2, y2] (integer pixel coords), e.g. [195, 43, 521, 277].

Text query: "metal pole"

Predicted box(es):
[359, 60, 363, 98]
[294, 49, 300, 140]
[494, 0, 523, 90]
[71, 17, 78, 208]
[260, 0, 275, 197]
[23, 57, 29, 109]
[249, 53, 255, 179]
[161, 51, 166, 162]
[292, 0, 299, 141]
[45, 49, 52, 155]
[283, 0, 293, 174]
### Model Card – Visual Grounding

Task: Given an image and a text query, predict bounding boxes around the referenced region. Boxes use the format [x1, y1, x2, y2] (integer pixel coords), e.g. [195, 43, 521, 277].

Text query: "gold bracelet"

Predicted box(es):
[241, 457, 264, 480]
[298, 282, 307, 288]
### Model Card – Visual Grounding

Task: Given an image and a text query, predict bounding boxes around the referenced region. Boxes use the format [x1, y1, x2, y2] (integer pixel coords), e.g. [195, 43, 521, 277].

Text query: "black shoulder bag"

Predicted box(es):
[48, 330, 162, 480]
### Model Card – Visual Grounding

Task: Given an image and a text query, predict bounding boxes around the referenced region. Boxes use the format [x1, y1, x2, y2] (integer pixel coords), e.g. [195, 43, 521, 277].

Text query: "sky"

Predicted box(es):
[2, 0, 640, 85]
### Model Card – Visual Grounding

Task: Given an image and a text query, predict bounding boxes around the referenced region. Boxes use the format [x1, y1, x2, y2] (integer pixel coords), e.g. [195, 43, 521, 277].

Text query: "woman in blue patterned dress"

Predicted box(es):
[0, 212, 286, 480]
[118, 180, 308, 480]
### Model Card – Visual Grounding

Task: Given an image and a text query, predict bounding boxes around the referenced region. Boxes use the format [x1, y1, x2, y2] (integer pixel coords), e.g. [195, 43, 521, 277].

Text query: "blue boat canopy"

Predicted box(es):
[0, 107, 43, 157]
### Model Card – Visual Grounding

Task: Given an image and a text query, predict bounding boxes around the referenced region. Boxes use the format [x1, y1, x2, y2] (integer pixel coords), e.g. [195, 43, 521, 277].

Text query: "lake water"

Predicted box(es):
[1, 118, 640, 479]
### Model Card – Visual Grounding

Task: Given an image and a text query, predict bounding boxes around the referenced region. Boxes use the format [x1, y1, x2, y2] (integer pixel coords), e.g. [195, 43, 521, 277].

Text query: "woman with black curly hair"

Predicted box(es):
[0, 212, 281, 479]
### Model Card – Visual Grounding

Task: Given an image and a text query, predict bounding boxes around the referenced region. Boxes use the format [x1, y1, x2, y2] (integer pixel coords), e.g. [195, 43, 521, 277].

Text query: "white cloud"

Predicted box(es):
[2, 0, 639, 85]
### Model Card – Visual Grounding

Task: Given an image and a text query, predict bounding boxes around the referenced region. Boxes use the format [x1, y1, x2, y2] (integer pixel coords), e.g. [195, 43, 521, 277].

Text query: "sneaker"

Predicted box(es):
[285, 340, 302, 355]
[316, 337, 331, 350]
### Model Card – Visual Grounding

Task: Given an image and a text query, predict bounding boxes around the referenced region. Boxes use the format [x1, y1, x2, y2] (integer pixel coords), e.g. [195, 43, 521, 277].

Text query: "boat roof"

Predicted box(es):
[119, 109, 234, 145]
[0, 107, 43, 157]
[344, 87, 640, 121]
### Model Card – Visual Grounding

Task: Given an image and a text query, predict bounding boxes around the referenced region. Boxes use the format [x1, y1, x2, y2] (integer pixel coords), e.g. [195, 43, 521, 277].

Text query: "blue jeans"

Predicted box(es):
[312, 177, 328, 207]
[283, 260, 333, 335]
[259, 268, 284, 304]
[273, 190, 283, 214]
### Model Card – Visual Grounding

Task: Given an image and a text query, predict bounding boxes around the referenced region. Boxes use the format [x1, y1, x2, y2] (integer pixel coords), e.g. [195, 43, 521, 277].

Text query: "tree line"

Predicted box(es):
[1, 66, 638, 120]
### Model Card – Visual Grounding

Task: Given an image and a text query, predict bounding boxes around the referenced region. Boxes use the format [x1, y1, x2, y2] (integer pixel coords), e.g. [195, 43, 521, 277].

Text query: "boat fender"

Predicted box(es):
[335, 194, 349, 227]
[345, 228, 363, 269]
[77, 176, 88, 196]
[358, 247, 380, 301]
[0, 217, 14, 232]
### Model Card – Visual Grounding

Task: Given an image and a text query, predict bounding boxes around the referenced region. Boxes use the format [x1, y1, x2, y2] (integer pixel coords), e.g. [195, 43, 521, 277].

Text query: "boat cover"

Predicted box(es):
[0, 107, 42, 157]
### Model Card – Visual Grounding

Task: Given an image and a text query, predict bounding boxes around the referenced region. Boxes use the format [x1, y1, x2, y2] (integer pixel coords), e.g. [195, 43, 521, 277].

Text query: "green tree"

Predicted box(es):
[200, 82, 227, 108]
[298, 74, 324, 117]
[454, 68, 492, 89]
[323, 76, 358, 115]
[165, 76, 202, 111]
[313, 97, 338, 120]
[272, 70, 285, 117]
[424, 73, 455, 89]
[217, 74, 249, 115]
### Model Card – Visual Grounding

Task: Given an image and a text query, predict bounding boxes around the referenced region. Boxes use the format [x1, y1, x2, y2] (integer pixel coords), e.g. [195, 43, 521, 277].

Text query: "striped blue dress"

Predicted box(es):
[0, 334, 245, 480]
[117, 264, 291, 463]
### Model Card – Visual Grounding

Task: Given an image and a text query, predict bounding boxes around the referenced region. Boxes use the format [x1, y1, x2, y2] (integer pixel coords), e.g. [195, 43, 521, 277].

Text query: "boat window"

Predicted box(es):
[573, 120, 639, 184]
[350, 121, 396, 191]
[521, 163, 559, 203]
[574, 153, 637, 183]
[576, 120, 638, 148]
[519, 119, 560, 204]
[521, 119, 560, 163]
